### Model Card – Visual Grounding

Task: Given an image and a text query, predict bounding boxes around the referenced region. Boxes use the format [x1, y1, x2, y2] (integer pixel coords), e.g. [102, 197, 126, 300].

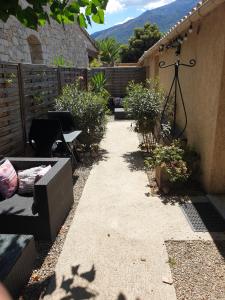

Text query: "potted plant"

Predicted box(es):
[124, 79, 164, 152]
[145, 140, 199, 194]
[2, 73, 16, 88]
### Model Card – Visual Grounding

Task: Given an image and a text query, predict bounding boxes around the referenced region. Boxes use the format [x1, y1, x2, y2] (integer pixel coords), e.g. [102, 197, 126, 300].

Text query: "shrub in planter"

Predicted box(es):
[55, 81, 108, 149]
[124, 79, 164, 151]
[145, 140, 199, 193]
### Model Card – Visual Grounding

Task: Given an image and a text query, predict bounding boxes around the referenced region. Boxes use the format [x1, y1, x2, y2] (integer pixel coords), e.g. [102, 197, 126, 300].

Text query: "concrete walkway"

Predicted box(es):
[44, 121, 213, 300]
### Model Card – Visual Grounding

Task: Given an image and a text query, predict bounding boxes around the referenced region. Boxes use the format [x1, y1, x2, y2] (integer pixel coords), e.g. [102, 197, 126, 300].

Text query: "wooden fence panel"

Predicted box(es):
[59, 67, 87, 90]
[0, 63, 146, 157]
[88, 67, 146, 97]
[0, 63, 24, 155]
[21, 64, 59, 136]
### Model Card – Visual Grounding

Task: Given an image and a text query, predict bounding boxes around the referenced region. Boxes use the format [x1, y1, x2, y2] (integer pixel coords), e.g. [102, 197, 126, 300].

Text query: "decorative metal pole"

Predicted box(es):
[159, 58, 196, 139]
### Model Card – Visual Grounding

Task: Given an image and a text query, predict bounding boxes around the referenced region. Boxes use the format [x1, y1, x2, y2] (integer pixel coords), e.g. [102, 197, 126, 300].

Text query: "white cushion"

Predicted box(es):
[18, 165, 51, 195]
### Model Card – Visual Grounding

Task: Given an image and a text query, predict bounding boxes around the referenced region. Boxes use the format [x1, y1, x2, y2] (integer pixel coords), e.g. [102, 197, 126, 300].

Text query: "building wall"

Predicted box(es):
[142, 3, 225, 193]
[0, 15, 97, 67]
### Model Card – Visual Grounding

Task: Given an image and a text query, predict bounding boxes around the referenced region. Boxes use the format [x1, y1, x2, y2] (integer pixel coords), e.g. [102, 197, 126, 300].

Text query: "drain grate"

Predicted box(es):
[181, 202, 225, 232]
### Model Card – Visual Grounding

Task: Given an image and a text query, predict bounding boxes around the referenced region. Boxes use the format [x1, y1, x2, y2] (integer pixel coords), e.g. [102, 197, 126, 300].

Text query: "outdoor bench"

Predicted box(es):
[114, 108, 132, 120]
[0, 157, 74, 241]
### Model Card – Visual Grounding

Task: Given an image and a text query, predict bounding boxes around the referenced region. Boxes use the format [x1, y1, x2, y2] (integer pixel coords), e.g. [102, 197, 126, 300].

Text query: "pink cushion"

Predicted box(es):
[0, 160, 18, 199]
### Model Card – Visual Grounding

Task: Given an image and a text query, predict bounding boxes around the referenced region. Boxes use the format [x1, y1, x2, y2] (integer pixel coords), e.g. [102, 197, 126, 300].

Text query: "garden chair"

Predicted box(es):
[48, 111, 82, 161]
[47, 111, 77, 133]
[29, 119, 78, 167]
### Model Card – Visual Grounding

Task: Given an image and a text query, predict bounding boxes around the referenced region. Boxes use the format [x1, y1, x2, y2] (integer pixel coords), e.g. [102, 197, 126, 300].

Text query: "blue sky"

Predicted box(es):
[87, 0, 175, 34]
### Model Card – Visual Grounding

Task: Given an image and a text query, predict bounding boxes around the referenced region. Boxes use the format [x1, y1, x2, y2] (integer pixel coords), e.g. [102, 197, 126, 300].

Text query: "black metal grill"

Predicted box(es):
[181, 202, 225, 232]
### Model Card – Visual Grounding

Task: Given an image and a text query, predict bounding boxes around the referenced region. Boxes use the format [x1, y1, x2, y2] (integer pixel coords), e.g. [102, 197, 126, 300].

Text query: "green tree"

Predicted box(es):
[120, 23, 161, 63]
[97, 38, 121, 66]
[0, 0, 108, 30]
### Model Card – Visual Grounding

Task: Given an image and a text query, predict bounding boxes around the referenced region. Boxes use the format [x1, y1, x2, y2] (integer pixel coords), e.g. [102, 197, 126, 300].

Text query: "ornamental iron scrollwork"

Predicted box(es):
[159, 59, 196, 140]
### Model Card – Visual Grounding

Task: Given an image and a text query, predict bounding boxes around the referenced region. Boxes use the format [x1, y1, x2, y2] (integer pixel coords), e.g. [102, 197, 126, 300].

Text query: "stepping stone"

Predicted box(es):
[0, 234, 36, 297]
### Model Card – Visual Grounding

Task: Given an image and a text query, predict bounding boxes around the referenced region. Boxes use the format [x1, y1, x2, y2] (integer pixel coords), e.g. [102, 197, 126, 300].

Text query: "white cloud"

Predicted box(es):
[138, 8, 146, 12]
[144, 0, 175, 10]
[105, 0, 175, 14]
[115, 17, 133, 25]
[106, 0, 125, 14]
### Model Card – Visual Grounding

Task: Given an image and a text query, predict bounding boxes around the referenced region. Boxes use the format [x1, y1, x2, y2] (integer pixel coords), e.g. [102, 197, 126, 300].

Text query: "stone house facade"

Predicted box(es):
[0, 15, 97, 67]
[139, 0, 225, 193]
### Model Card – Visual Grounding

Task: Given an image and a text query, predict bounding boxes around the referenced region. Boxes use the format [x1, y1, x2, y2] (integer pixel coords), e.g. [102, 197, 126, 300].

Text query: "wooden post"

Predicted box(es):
[57, 67, 62, 94]
[17, 63, 27, 147]
[84, 68, 88, 90]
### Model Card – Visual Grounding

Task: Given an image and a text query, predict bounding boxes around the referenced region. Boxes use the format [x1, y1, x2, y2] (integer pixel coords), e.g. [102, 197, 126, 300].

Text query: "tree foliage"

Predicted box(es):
[97, 38, 121, 66]
[55, 80, 108, 148]
[0, 0, 108, 30]
[120, 23, 161, 63]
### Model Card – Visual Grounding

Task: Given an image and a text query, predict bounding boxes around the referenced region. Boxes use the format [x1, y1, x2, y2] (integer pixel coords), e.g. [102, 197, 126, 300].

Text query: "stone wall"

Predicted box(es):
[0, 15, 97, 67]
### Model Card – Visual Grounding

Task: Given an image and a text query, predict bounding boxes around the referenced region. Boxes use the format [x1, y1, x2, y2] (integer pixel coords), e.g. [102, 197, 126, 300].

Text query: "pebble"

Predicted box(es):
[166, 240, 225, 300]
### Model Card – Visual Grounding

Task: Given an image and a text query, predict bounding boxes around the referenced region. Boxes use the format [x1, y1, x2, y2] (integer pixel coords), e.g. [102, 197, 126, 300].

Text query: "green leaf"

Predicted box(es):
[77, 13, 87, 27]
[91, 3, 98, 14]
[78, 0, 89, 7]
[0, 0, 107, 30]
[85, 5, 92, 16]
[97, 8, 104, 23]
[92, 8, 104, 24]
[68, 2, 80, 13]
[92, 0, 101, 6]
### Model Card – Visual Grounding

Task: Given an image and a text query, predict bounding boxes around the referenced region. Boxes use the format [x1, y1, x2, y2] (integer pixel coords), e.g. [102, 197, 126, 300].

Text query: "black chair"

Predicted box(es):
[29, 119, 77, 167]
[48, 111, 76, 133]
[48, 111, 82, 161]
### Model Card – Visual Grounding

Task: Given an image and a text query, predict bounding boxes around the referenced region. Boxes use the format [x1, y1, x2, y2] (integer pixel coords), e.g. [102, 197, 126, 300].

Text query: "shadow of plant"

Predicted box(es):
[117, 292, 141, 300]
[80, 148, 109, 167]
[42, 264, 98, 300]
[122, 151, 145, 172]
[37, 265, 143, 300]
[160, 195, 188, 206]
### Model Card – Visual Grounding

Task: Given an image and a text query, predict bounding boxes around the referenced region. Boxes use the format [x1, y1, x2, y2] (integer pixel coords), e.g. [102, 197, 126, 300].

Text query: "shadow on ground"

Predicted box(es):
[80, 148, 109, 168]
[122, 151, 145, 172]
[117, 292, 141, 300]
[32, 265, 142, 300]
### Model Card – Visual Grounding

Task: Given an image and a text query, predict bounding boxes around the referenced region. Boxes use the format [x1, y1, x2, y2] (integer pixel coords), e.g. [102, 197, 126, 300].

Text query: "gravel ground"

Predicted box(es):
[166, 240, 225, 300]
[19, 154, 101, 300]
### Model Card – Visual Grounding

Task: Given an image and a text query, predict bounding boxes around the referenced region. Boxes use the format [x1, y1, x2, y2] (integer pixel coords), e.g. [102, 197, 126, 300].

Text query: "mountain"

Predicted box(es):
[92, 0, 198, 44]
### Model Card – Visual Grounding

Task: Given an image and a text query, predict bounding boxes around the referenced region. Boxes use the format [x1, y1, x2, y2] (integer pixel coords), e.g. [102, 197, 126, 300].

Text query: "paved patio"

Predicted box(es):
[43, 120, 215, 300]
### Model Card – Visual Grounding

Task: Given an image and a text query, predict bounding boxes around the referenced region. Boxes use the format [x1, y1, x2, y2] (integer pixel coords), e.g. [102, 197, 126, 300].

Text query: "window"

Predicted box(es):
[27, 35, 43, 64]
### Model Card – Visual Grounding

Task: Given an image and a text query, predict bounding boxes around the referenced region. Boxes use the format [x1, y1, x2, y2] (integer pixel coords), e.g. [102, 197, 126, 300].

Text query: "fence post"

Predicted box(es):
[17, 63, 27, 146]
[84, 68, 88, 90]
[57, 67, 62, 94]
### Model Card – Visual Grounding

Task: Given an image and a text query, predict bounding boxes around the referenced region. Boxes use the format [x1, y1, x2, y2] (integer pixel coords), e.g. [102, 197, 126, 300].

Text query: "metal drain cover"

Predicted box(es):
[181, 202, 225, 232]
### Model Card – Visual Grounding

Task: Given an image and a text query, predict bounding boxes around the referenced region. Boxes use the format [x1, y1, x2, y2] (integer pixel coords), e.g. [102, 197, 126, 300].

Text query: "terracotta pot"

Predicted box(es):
[155, 166, 171, 194]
